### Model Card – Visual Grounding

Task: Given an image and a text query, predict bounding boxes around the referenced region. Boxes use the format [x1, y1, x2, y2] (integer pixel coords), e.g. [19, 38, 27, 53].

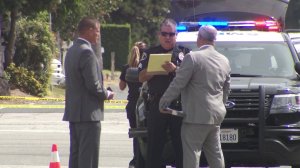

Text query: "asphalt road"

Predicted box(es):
[0, 109, 292, 168]
[0, 86, 292, 168]
[0, 110, 133, 168]
[0, 84, 130, 168]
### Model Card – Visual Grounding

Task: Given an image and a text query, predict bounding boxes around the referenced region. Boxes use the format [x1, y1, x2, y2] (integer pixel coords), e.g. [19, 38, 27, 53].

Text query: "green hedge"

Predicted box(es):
[101, 24, 131, 71]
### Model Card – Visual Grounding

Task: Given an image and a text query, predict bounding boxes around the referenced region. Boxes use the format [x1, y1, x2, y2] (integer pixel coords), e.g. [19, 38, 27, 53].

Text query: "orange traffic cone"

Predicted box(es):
[49, 144, 61, 168]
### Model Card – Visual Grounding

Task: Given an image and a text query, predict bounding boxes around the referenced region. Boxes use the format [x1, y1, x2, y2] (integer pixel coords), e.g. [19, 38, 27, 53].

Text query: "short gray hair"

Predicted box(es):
[160, 18, 177, 31]
[198, 25, 218, 41]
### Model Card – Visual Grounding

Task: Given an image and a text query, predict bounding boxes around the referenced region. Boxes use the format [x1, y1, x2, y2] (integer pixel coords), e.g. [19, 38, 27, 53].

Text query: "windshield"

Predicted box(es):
[295, 43, 300, 55]
[177, 41, 296, 78]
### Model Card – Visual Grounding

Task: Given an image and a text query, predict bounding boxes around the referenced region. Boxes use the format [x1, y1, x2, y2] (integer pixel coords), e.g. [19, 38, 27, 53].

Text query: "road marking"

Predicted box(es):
[0, 104, 126, 109]
[0, 166, 289, 168]
[0, 130, 127, 134]
[0, 166, 130, 168]
[0, 96, 64, 101]
[0, 96, 128, 104]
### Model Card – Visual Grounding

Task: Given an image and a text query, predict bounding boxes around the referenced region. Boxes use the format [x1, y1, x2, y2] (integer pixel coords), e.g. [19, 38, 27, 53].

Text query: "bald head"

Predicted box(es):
[198, 25, 218, 42]
[197, 25, 218, 47]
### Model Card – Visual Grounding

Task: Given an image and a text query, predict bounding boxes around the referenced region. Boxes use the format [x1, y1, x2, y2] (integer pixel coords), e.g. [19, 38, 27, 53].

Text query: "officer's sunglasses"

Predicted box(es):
[160, 32, 176, 37]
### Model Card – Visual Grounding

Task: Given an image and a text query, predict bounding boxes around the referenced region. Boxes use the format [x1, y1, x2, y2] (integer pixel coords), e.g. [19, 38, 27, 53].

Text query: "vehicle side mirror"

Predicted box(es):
[294, 61, 300, 74]
[125, 67, 140, 83]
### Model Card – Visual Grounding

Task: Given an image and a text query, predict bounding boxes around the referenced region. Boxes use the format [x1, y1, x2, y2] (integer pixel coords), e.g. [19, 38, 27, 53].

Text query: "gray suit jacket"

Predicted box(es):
[161, 45, 231, 125]
[63, 38, 108, 122]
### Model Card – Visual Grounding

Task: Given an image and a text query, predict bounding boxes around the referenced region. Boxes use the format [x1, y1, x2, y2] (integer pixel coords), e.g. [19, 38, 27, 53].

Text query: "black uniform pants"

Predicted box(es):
[126, 100, 139, 162]
[146, 98, 183, 168]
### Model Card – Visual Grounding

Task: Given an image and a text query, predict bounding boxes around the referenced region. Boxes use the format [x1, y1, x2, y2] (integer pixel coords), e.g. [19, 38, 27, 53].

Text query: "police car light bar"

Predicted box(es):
[177, 20, 281, 32]
[199, 21, 228, 26]
[177, 21, 228, 31]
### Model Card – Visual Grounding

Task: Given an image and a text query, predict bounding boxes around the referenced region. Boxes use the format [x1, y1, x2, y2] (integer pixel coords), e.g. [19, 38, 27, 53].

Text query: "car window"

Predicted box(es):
[287, 32, 300, 57]
[295, 43, 300, 55]
[293, 43, 300, 59]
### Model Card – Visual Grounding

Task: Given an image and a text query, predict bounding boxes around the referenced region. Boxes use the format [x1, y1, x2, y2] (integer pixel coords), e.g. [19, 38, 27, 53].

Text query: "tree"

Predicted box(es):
[51, 0, 122, 41]
[8, 15, 57, 96]
[1, 0, 119, 69]
[285, 0, 300, 29]
[108, 0, 171, 46]
[1, 0, 60, 69]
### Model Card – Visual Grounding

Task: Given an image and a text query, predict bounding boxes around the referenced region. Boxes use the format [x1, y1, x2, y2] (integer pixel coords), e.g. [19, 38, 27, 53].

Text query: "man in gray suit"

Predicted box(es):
[159, 25, 231, 168]
[63, 17, 114, 168]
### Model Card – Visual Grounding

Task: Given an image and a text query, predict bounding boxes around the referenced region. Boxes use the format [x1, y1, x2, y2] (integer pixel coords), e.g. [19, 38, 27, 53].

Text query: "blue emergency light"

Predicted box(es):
[198, 21, 228, 26]
[176, 25, 187, 31]
[176, 21, 229, 31]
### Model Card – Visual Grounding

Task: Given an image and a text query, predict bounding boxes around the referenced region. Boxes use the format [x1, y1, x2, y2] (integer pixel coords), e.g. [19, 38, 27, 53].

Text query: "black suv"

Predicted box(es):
[129, 29, 300, 167]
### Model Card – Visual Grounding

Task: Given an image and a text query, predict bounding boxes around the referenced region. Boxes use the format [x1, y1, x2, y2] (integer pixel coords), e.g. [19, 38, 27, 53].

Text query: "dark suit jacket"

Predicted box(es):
[63, 38, 108, 122]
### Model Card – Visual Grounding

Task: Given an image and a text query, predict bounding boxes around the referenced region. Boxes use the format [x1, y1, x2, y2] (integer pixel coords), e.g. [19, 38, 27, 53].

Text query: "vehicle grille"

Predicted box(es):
[222, 89, 273, 150]
[225, 89, 272, 118]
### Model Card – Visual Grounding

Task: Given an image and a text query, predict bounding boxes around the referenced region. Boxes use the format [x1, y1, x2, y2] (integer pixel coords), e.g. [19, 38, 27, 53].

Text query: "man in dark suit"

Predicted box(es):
[159, 25, 231, 168]
[63, 17, 114, 168]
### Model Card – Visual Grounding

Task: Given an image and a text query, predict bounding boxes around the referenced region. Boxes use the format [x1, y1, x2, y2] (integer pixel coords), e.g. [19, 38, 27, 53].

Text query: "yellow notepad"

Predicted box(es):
[147, 53, 172, 75]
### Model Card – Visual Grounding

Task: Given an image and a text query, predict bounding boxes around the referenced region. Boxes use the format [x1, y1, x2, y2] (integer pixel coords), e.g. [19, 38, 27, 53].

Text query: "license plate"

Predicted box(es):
[220, 129, 238, 143]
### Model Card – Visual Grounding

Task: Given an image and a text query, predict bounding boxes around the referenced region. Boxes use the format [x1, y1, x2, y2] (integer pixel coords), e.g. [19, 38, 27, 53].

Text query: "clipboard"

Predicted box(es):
[147, 53, 172, 75]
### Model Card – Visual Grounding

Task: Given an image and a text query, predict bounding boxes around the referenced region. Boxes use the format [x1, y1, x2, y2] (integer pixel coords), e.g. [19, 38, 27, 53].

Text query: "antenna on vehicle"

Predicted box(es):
[193, 0, 196, 22]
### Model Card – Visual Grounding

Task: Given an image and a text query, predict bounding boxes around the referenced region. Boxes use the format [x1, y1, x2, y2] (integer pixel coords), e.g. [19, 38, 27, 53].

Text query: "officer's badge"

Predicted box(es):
[178, 52, 184, 61]
[138, 63, 143, 69]
[141, 52, 147, 60]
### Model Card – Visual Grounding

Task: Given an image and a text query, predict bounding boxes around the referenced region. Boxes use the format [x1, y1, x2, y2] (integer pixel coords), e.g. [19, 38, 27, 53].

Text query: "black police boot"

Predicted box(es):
[128, 158, 136, 168]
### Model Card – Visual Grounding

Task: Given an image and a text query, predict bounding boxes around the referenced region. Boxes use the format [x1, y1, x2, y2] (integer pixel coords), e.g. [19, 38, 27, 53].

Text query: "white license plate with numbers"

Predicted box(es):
[220, 129, 238, 143]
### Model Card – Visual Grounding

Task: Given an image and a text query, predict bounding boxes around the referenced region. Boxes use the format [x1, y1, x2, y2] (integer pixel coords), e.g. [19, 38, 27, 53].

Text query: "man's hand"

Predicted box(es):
[159, 97, 171, 114]
[107, 90, 115, 100]
[139, 69, 153, 82]
[161, 61, 176, 73]
[160, 108, 172, 114]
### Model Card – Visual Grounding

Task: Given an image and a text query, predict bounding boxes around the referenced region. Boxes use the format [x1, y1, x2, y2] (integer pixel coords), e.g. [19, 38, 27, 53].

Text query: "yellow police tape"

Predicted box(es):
[0, 104, 126, 109]
[0, 96, 128, 103]
[0, 96, 128, 109]
[0, 96, 64, 101]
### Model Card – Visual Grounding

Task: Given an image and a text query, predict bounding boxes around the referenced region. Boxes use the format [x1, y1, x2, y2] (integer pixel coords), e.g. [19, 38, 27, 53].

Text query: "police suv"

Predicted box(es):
[177, 20, 300, 167]
[129, 20, 300, 167]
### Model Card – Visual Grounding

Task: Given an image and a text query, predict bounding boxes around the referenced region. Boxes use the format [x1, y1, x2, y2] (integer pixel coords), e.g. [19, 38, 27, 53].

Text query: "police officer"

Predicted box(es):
[119, 41, 147, 168]
[138, 18, 189, 168]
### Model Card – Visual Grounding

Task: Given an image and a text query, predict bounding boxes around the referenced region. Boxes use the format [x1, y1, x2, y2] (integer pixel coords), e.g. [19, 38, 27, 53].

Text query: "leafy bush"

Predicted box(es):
[10, 12, 57, 96]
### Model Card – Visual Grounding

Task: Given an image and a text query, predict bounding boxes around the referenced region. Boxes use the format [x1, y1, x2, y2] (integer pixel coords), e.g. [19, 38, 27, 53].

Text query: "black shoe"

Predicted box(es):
[129, 158, 136, 168]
